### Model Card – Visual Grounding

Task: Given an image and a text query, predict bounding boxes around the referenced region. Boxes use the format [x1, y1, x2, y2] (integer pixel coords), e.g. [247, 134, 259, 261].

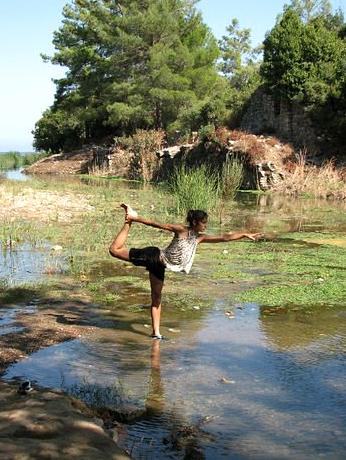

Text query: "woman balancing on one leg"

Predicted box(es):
[109, 204, 261, 340]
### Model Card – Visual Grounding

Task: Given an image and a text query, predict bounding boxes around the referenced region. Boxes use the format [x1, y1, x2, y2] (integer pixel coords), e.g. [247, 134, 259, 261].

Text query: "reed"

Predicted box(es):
[168, 164, 220, 216]
[274, 151, 346, 199]
[220, 157, 244, 200]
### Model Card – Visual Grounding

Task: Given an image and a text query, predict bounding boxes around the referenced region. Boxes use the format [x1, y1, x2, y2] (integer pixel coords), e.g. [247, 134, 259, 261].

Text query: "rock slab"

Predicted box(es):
[0, 381, 130, 460]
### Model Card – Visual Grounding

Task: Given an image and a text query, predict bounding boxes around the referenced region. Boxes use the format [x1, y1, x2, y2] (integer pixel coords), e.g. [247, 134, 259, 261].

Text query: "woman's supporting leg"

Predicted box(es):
[149, 272, 164, 337]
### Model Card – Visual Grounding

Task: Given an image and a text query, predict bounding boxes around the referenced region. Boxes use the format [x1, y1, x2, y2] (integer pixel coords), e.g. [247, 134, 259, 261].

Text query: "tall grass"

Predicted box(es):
[169, 164, 220, 216]
[0, 151, 47, 170]
[220, 157, 244, 199]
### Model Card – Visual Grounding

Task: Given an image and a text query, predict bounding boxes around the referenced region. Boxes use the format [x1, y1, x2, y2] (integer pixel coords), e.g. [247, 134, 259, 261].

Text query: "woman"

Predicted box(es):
[109, 204, 261, 339]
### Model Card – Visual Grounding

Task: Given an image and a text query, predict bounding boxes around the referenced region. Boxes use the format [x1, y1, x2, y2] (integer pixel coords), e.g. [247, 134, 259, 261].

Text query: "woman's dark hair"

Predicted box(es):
[186, 210, 208, 226]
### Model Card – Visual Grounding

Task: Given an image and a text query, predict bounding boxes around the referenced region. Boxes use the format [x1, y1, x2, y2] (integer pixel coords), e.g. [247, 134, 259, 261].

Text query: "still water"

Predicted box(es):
[1, 176, 346, 459]
[4, 300, 346, 459]
[0, 168, 28, 181]
[0, 242, 64, 285]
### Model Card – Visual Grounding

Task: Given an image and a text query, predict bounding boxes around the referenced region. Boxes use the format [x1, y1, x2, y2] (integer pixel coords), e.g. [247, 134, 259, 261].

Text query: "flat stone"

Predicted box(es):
[0, 381, 130, 460]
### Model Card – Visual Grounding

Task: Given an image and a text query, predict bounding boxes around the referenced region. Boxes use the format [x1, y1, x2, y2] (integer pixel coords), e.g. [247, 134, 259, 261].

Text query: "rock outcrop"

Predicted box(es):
[25, 130, 295, 191]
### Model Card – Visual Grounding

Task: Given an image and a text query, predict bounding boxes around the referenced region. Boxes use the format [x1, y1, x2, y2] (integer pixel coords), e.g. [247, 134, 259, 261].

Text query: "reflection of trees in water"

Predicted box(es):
[259, 306, 346, 351]
[235, 193, 346, 233]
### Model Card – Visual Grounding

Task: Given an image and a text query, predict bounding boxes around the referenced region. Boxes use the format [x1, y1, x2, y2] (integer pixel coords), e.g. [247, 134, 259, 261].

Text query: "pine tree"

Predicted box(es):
[34, 0, 224, 152]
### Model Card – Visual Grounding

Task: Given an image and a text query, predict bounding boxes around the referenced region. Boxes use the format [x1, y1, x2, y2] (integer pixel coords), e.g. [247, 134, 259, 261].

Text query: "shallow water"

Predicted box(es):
[1, 168, 28, 181]
[1, 177, 346, 458]
[0, 303, 37, 335]
[5, 300, 346, 459]
[0, 243, 65, 285]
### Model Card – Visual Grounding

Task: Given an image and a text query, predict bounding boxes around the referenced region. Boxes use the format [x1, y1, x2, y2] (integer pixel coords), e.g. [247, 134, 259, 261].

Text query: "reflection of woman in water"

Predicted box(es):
[109, 204, 261, 339]
[145, 339, 165, 416]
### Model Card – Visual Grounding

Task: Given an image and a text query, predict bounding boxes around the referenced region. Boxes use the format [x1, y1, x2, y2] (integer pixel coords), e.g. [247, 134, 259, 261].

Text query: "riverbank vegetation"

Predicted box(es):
[273, 152, 346, 199]
[0, 152, 47, 170]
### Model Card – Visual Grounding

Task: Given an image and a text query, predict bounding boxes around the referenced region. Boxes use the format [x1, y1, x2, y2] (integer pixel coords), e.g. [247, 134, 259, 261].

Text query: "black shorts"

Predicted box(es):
[129, 246, 166, 281]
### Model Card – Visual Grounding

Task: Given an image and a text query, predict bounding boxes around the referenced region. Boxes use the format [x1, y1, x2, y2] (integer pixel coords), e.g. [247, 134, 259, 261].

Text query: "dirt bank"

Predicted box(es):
[0, 187, 94, 222]
[0, 296, 130, 460]
[24, 149, 94, 176]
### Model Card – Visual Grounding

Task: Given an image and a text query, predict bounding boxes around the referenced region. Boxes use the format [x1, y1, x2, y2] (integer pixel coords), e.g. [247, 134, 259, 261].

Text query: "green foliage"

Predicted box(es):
[261, 5, 346, 153]
[33, 108, 86, 153]
[34, 0, 225, 152]
[198, 124, 217, 143]
[261, 8, 346, 104]
[169, 164, 220, 216]
[219, 18, 262, 123]
[0, 152, 48, 170]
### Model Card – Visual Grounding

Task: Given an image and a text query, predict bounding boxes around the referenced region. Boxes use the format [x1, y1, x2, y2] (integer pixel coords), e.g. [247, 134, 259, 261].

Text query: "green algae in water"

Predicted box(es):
[236, 238, 346, 307]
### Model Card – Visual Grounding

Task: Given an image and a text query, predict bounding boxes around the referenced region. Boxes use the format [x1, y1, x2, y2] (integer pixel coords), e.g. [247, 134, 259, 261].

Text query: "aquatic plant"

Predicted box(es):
[220, 157, 244, 200]
[168, 164, 220, 216]
[234, 238, 346, 307]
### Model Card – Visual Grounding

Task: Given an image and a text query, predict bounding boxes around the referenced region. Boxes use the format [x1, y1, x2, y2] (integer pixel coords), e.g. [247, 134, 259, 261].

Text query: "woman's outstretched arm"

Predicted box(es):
[199, 232, 262, 243]
[129, 215, 185, 234]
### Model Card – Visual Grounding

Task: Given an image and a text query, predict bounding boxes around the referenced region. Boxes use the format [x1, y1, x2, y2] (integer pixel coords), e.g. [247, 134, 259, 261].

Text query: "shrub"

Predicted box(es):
[169, 164, 220, 216]
[274, 151, 346, 199]
[118, 129, 165, 182]
[198, 124, 217, 143]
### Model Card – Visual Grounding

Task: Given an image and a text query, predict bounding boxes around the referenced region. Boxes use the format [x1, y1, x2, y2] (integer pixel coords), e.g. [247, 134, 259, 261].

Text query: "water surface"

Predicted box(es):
[5, 301, 346, 459]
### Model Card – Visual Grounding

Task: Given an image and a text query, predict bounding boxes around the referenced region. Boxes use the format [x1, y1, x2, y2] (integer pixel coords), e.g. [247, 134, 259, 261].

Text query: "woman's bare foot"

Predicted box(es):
[120, 203, 138, 221]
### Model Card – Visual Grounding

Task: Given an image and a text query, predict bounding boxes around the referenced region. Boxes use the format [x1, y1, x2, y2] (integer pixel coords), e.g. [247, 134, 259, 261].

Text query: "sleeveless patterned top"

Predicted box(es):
[160, 230, 199, 274]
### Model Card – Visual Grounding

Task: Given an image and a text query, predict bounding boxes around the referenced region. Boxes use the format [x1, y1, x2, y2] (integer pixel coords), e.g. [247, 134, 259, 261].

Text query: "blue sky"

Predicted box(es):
[0, 0, 345, 152]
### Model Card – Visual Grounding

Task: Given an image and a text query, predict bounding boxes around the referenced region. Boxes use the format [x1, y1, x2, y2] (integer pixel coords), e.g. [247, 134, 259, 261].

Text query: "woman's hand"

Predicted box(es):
[243, 233, 263, 241]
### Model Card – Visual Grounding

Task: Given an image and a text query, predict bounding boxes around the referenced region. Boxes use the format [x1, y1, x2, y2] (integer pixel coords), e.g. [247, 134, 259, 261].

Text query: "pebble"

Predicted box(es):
[193, 306, 200, 310]
[51, 245, 63, 251]
[168, 328, 181, 333]
[225, 311, 235, 318]
[219, 377, 235, 384]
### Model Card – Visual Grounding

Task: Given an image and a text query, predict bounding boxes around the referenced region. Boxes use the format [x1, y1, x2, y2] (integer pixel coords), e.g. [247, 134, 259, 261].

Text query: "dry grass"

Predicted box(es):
[214, 128, 295, 165]
[274, 151, 346, 199]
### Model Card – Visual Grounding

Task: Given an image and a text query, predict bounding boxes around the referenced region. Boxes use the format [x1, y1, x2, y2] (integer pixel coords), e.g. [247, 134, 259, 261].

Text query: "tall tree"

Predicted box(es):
[218, 18, 261, 122]
[261, 8, 345, 103]
[34, 0, 224, 152]
[284, 0, 332, 22]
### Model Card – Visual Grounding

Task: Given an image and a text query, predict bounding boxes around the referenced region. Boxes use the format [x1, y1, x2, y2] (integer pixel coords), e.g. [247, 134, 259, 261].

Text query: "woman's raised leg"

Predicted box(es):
[109, 204, 137, 261]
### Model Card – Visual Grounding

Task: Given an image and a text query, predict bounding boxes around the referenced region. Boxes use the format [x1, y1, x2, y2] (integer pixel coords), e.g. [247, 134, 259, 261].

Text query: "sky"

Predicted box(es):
[0, 0, 345, 152]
